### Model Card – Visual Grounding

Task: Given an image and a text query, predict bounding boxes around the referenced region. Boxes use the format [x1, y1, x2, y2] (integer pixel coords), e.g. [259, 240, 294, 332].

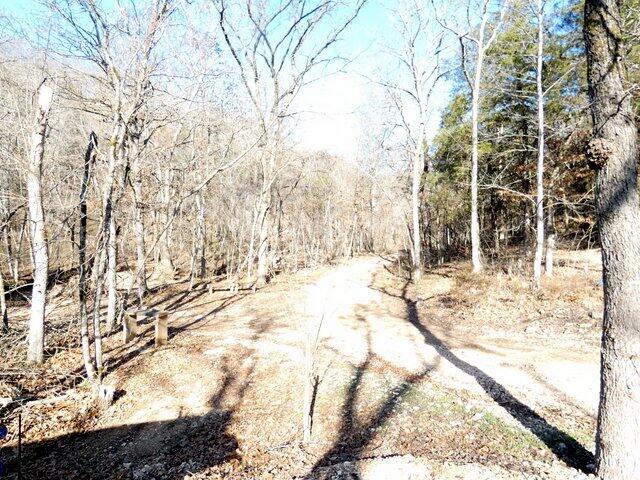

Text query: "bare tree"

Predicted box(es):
[214, 0, 368, 285]
[78, 132, 97, 380]
[532, 0, 546, 287]
[435, 0, 509, 272]
[45, 0, 175, 374]
[584, 0, 640, 478]
[26, 80, 53, 364]
[382, 0, 445, 281]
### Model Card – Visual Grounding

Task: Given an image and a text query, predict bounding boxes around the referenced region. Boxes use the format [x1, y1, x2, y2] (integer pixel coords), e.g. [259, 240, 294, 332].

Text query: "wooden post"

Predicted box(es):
[123, 312, 138, 343]
[155, 311, 168, 347]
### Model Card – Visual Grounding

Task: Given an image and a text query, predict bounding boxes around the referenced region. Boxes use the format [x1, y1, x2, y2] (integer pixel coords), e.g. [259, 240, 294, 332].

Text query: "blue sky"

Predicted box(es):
[0, 0, 456, 159]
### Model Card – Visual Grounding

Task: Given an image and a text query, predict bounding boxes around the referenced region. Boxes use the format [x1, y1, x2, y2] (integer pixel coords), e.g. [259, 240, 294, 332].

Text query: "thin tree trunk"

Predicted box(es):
[246, 201, 259, 279]
[302, 318, 314, 443]
[195, 190, 206, 279]
[130, 136, 147, 305]
[90, 122, 123, 378]
[256, 189, 270, 285]
[2, 229, 14, 282]
[79, 132, 97, 380]
[533, 0, 545, 287]
[411, 129, 424, 281]
[105, 213, 117, 331]
[584, 1, 640, 478]
[26, 81, 53, 364]
[470, 34, 485, 273]
[12, 213, 27, 283]
[545, 199, 555, 277]
[0, 269, 7, 333]
[157, 167, 175, 277]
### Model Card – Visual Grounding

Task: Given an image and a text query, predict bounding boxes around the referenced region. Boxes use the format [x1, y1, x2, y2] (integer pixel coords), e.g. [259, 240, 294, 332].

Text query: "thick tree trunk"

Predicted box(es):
[79, 132, 97, 380]
[533, 0, 545, 287]
[584, 1, 640, 478]
[26, 81, 53, 364]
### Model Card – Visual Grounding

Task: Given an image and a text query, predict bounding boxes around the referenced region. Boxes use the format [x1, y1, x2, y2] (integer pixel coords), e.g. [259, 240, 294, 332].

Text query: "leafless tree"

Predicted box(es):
[214, 0, 368, 285]
[381, 0, 446, 280]
[434, 0, 510, 272]
[532, 0, 546, 287]
[26, 80, 53, 364]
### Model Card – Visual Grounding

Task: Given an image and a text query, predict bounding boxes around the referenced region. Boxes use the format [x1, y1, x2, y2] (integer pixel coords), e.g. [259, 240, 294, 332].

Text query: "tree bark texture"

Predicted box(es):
[26, 81, 53, 364]
[584, 1, 640, 478]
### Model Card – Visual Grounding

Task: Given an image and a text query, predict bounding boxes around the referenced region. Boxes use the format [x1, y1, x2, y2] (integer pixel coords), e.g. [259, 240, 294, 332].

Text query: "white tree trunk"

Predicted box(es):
[26, 81, 53, 364]
[256, 189, 270, 286]
[533, 0, 545, 287]
[545, 230, 555, 276]
[106, 212, 117, 331]
[470, 47, 484, 273]
[79, 132, 97, 380]
[411, 127, 425, 281]
[131, 139, 147, 304]
[0, 269, 7, 333]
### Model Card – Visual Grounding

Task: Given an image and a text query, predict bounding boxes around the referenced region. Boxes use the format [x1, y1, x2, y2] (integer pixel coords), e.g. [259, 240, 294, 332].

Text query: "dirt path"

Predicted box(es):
[8, 256, 598, 479]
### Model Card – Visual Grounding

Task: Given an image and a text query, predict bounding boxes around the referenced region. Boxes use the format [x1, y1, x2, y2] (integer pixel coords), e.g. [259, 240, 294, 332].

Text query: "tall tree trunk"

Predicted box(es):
[411, 129, 424, 281]
[157, 167, 175, 278]
[584, 1, 640, 478]
[90, 122, 123, 378]
[105, 213, 117, 331]
[195, 190, 206, 279]
[470, 45, 483, 273]
[79, 132, 97, 380]
[26, 81, 53, 364]
[130, 135, 147, 305]
[533, 0, 545, 287]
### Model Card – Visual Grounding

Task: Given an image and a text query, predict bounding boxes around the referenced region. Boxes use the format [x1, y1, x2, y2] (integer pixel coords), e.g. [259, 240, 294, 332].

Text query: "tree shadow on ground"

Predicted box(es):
[67, 288, 251, 381]
[306, 268, 594, 479]
[378, 275, 595, 472]
[306, 293, 438, 479]
[3, 314, 267, 480]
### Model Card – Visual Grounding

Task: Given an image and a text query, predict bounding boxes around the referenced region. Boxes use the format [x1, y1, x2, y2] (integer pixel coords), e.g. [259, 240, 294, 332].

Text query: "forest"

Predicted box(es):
[0, 0, 639, 479]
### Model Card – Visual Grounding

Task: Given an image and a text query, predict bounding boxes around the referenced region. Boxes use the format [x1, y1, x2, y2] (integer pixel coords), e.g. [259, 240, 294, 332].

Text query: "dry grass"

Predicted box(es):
[417, 249, 603, 353]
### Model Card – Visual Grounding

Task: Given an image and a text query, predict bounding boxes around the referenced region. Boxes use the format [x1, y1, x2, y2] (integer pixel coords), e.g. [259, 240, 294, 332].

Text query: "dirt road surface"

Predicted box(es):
[8, 256, 599, 479]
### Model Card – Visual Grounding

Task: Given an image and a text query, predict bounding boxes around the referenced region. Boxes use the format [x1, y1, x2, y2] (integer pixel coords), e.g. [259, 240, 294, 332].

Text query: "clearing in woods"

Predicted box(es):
[7, 255, 600, 479]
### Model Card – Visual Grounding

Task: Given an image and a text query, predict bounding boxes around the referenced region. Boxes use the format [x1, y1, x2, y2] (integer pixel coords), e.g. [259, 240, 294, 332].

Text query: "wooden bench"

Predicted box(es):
[124, 308, 170, 347]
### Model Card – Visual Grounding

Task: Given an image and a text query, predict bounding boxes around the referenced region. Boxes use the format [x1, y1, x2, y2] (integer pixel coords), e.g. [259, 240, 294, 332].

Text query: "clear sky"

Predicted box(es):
[0, 0, 455, 160]
[293, 0, 455, 159]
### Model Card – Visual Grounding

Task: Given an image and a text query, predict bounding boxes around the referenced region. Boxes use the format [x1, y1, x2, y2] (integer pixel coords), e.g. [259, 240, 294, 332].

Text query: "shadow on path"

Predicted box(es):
[383, 275, 595, 472]
[306, 284, 437, 479]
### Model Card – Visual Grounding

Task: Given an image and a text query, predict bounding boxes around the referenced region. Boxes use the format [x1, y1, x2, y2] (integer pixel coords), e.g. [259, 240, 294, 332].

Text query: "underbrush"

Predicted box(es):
[416, 249, 603, 348]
